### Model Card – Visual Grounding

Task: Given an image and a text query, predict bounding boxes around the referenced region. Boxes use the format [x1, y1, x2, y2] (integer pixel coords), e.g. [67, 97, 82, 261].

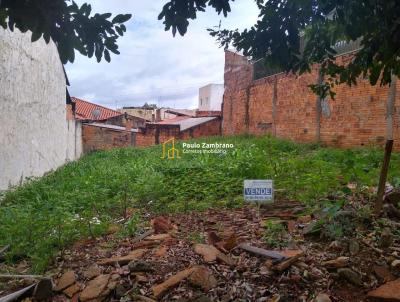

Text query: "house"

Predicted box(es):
[81, 122, 139, 154]
[70, 97, 149, 154]
[71, 97, 148, 128]
[119, 103, 158, 121]
[165, 109, 197, 117]
[119, 105, 196, 122]
[0, 27, 82, 190]
[71, 97, 122, 121]
[78, 98, 222, 151]
[73, 90, 224, 153]
[198, 84, 224, 116]
[136, 114, 221, 147]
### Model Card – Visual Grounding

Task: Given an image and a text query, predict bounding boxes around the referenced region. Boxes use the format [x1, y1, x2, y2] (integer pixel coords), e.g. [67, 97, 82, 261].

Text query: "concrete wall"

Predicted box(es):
[66, 120, 83, 161]
[199, 84, 224, 111]
[0, 28, 81, 190]
[104, 114, 146, 128]
[119, 108, 176, 122]
[223, 51, 400, 150]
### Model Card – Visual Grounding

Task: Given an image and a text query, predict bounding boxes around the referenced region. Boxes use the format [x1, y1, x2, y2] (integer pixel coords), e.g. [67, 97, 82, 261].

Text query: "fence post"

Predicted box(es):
[315, 68, 323, 142]
[272, 76, 278, 136]
[374, 140, 394, 215]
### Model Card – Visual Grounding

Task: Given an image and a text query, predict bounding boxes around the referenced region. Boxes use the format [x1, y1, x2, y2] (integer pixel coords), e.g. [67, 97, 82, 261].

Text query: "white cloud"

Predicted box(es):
[65, 0, 258, 109]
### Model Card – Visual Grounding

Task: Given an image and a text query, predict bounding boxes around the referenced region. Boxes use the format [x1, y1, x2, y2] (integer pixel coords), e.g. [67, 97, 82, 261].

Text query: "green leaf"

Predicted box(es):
[104, 49, 111, 63]
[31, 30, 42, 43]
[43, 32, 51, 44]
[112, 14, 132, 24]
[101, 13, 112, 19]
[115, 26, 124, 36]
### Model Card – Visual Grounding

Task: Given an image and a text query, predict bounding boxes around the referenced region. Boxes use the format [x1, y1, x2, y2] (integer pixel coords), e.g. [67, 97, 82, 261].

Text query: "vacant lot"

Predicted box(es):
[1, 135, 399, 272]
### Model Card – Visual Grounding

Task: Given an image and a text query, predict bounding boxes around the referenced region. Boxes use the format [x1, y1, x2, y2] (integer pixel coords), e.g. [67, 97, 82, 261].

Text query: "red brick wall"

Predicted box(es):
[66, 104, 74, 120]
[179, 119, 221, 139]
[135, 119, 221, 147]
[135, 130, 155, 147]
[82, 125, 134, 154]
[223, 50, 400, 150]
[83, 117, 222, 152]
[196, 111, 222, 117]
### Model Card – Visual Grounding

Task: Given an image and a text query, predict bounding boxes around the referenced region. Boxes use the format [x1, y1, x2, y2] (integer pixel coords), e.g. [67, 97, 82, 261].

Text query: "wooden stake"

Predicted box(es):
[272, 76, 277, 136]
[0, 284, 36, 302]
[0, 245, 10, 255]
[315, 69, 323, 142]
[132, 229, 154, 244]
[0, 274, 45, 279]
[386, 75, 396, 140]
[374, 140, 394, 215]
[238, 243, 285, 260]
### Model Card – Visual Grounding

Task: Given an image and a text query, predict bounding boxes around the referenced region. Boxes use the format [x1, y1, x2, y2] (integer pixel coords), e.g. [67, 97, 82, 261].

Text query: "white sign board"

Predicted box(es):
[244, 179, 273, 203]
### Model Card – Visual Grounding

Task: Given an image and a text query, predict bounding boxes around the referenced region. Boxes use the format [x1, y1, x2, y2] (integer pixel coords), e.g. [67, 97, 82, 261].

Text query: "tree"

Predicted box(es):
[159, 0, 399, 215]
[159, 0, 400, 99]
[0, 0, 132, 64]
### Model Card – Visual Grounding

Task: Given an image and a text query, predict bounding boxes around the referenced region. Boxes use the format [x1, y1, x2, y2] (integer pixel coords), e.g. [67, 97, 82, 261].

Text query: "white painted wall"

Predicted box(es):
[199, 84, 224, 111]
[0, 28, 82, 190]
[66, 120, 83, 162]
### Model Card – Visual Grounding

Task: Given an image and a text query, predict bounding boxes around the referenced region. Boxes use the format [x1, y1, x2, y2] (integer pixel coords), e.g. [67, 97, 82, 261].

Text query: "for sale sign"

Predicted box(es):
[244, 180, 273, 203]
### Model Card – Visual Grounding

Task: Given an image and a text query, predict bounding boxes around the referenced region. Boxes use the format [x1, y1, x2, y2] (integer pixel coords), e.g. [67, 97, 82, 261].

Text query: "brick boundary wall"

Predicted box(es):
[135, 118, 222, 147]
[82, 118, 222, 153]
[223, 51, 400, 151]
[196, 111, 222, 117]
[82, 124, 134, 154]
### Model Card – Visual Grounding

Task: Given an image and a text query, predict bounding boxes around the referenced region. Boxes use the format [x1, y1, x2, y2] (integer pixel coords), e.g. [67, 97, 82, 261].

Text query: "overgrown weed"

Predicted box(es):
[0, 135, 399, 271]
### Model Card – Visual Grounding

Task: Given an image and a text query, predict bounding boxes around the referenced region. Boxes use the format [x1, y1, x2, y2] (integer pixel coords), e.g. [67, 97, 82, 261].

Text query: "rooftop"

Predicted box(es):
[165, 109, 197, 117]
[85, 122, 139, 133]
[155, 116, 218, 131]
[72, 97, 122, 121]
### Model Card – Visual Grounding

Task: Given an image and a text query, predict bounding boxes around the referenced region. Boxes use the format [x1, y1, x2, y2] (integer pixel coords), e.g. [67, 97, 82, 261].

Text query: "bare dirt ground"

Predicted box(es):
[1, 200, 400, 302]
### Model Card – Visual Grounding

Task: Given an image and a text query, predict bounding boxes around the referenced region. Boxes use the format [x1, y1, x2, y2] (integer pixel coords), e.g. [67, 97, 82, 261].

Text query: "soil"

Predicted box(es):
[1, 201, 400, 302]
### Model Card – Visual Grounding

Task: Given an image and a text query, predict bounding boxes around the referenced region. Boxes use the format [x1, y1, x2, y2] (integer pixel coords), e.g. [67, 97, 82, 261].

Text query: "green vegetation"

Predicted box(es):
[186, 231, 205, 244]
[263, 219, 288, 248]
[0, 135, 399, 272]
[1, 1, 132, 64]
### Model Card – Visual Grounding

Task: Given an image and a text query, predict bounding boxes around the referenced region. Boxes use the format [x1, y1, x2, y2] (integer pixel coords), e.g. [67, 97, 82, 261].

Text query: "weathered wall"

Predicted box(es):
[66, 120, 83, 161]
[179, 119, 221, 140]
[223, 51, 400, 150]
[82, 124, 135, 154]
[104, 114, 146, 128]
[135, 119, 222, 147]
[0, 28, 81, 190]
[196, 110, 222, 117]
[199, 84, 224, 111]
[136, 130, 156, 147]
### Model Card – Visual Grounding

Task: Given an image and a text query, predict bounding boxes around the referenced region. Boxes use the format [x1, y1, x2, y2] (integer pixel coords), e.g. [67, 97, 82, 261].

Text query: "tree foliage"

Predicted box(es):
[159, 0, 400, 98]
[158, 0, 232, 36]
[0, 0, 132, 64]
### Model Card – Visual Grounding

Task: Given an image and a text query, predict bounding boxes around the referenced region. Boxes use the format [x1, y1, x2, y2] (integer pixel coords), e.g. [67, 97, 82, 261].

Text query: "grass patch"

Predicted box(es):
[263, 219, 289, 248]
[0, 135, 399, 271]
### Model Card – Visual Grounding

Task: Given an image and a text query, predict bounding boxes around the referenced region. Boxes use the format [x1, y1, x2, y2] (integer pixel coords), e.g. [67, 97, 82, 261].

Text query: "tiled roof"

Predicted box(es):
[156, 116, 190, 125]
[85, 123, 139, 133]
[71, 97, 122, 121]
[155, 116, 218, 131]
[165, 109, 197, 117]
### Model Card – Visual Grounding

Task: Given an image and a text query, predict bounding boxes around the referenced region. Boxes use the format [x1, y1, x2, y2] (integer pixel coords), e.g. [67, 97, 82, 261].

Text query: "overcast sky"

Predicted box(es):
[65, 0, 258, 109]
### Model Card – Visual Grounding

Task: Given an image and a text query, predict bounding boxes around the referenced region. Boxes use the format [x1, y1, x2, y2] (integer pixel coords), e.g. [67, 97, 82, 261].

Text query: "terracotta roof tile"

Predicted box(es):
[71, 97, 122, 121]
[156, 116, 190, 124]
